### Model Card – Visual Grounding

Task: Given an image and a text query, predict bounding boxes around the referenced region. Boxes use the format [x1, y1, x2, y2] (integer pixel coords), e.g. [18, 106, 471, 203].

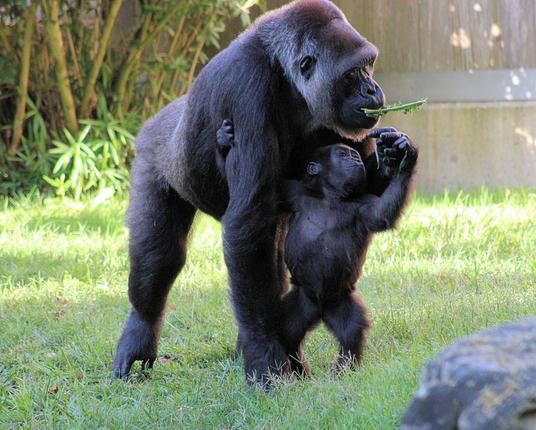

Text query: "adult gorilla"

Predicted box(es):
[114, 0, 394, 385]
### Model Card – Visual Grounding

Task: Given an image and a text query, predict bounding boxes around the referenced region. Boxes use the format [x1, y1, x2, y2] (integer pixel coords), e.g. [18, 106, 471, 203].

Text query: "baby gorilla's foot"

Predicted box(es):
[216, 119, 234, 155]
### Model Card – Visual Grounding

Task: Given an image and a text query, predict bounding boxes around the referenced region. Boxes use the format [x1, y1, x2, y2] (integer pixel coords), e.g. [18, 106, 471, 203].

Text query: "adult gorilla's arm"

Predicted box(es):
[220, 75, 289, 385]
[222, 125, 289, 385]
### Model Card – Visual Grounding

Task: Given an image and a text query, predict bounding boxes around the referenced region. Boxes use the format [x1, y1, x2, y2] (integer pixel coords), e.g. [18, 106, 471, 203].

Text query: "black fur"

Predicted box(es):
[113, 0, 401, 386]
[217, 120, 418, 375]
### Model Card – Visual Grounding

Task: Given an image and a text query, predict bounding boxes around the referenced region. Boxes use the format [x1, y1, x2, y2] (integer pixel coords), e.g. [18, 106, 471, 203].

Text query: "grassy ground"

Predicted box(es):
[0, 189, 535, 429]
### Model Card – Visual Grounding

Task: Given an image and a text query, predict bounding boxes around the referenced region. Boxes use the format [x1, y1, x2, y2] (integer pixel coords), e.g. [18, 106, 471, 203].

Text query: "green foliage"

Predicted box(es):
[0, 189, 535, 428]
[0, 96, 52, 196]
[43, 125, 129, 199]
[362, 99, 428, 118]
[0, 0, 259, 198]
[43, 100, 136, 198]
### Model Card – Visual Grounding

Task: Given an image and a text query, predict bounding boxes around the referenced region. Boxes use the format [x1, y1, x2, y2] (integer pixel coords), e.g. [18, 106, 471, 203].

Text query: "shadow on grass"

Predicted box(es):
[1, 286, 237, 383]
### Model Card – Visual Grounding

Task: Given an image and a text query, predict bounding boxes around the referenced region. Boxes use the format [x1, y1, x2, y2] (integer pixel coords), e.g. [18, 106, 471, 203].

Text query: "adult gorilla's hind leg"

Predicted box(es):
[113, 163, 196, 378]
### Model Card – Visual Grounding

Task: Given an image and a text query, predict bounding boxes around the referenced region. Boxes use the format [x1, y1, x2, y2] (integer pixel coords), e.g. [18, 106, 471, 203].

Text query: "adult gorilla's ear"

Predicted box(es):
[299, 56, 316, 79]
[307, 162, 322, 176]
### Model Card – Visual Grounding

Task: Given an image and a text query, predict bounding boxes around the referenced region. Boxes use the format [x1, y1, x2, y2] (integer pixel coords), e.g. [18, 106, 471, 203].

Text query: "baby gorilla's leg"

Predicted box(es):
[322, 292, 369, 371]
[281, 287, 321, 376]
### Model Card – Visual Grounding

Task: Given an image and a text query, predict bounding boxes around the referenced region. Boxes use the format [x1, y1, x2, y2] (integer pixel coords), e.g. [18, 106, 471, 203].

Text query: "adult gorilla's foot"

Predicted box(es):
[113, 309, 159, 379]
[242, 337, 290, 389]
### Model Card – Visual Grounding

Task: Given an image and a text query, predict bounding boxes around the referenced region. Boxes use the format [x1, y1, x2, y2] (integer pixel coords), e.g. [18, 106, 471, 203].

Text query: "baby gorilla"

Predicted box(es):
[217, 119, 418, 374]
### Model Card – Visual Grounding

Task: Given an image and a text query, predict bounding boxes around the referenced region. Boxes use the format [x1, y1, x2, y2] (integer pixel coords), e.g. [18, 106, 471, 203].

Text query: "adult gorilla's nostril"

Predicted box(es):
[360, 83, 376, 97]
[361, 82, 384, 109]
[374, 85, 385, 107]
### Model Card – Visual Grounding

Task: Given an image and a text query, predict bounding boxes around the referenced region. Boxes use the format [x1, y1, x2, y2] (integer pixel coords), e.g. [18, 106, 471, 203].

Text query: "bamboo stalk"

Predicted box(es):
[44, 0, 79, 133]
[170, 15, 204, 92]
[113, 12, 152, 116]
[187, 38, 205, 87]
[154, 13, 187, 105]
[89, 1, 101, 61]
[8, 4, 37, 156]
[0, 26, 13, 58]
[65, 27, 82, 85]
[80, 0, 123, 117]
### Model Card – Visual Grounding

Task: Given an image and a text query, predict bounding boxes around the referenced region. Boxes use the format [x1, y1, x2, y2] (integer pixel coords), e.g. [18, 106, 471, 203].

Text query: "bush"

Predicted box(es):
[0, 0, 259, 198]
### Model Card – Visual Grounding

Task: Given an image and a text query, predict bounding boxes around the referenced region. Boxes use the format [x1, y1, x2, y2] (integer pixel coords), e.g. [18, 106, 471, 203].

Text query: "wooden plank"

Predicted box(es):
[335, 0, 536, 72]
[376, 69, 536, 102]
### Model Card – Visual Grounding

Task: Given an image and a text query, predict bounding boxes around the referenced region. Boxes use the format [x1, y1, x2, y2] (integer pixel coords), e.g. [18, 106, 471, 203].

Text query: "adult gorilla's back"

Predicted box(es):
[114, 0, 386, 386]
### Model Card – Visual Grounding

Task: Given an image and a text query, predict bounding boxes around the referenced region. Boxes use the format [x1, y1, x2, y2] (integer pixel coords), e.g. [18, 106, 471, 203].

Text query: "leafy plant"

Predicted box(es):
[44, 104, 136, 199]
[1, 0, 259, 197]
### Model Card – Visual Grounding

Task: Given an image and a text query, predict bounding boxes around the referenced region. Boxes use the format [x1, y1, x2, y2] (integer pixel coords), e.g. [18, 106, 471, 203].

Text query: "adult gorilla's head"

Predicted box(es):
[260, 0, 385, 139]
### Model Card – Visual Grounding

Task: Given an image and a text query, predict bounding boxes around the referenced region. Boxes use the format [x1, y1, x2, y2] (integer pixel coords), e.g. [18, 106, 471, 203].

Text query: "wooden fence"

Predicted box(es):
[265, 0, 536, 192]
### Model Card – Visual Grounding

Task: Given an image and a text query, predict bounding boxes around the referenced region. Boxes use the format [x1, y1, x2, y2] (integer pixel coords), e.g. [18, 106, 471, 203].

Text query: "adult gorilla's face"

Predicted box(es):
[329, 36, 385, 133]
[290, 9, 385, 139]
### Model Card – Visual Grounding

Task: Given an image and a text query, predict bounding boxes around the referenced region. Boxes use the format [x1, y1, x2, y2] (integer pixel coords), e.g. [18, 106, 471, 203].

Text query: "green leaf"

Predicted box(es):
[362, 99, 427, 118]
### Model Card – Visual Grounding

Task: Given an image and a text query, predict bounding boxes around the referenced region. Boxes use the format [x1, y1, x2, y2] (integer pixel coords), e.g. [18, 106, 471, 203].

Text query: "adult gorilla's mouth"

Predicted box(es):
[328, 106, 381, 141]
[353, 109, 381, 129]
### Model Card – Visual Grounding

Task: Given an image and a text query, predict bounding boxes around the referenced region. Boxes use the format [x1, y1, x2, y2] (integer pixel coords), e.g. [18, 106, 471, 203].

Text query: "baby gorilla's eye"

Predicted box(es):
[337, 149, 347, 157]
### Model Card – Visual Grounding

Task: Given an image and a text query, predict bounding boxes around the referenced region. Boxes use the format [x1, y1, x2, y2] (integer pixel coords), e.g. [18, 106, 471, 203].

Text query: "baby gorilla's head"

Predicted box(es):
[303, 144, 367, 198]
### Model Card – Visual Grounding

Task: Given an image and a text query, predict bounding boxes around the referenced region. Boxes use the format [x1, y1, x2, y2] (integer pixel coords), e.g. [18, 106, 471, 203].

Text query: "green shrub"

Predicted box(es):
[0, 0, 260, 198]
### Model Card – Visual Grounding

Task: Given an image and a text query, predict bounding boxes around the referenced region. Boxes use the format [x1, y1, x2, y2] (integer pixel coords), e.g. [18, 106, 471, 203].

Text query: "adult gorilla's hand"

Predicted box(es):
[368, 127, 416, 179]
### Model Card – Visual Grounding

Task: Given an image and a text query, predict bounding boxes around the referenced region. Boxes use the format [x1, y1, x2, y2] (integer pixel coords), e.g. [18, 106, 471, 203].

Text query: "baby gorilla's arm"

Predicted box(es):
[359, 130, 418, 232]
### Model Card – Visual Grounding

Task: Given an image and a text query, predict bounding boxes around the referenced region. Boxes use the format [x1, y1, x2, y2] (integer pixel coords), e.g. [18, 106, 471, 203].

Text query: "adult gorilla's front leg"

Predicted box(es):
[221, 129, 289, 387]
[235, 216, 290, 359]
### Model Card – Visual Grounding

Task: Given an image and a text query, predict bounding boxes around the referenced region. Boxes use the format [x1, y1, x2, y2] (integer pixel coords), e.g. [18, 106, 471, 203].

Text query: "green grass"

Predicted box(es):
[1, 189, 535, 429]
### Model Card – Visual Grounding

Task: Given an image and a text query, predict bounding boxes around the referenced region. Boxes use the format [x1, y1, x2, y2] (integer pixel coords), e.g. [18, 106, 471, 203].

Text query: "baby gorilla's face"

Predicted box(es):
[307, 144, 367, 197]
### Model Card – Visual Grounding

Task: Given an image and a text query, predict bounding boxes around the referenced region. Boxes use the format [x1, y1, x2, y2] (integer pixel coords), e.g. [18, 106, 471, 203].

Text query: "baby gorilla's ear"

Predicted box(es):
[307, 162, 322, 176]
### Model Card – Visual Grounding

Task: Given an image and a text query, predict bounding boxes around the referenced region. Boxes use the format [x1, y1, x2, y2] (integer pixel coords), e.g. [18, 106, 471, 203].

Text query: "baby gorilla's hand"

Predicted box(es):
[216, 119, 235, 154]
[399, 137, 418, 173]
[368, 127, 417, 177]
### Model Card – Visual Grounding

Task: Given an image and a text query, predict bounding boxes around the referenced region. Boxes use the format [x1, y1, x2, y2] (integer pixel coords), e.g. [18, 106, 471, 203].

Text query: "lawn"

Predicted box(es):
[1, 189, 535, 429]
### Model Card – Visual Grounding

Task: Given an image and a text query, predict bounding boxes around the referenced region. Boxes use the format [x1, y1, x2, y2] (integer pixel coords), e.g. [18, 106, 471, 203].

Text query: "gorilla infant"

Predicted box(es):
[217, 120, 418, 375]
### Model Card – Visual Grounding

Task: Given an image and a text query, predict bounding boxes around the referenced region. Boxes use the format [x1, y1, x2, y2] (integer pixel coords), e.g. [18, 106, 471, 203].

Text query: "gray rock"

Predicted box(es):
[401, 317, 536, 430]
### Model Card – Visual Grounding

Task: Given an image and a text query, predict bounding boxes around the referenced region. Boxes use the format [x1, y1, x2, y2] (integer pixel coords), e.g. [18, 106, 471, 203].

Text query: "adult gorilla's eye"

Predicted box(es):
[299, 56, 315, 75]
[345, 68, 359, 81]
[337, 149, 347, 157]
